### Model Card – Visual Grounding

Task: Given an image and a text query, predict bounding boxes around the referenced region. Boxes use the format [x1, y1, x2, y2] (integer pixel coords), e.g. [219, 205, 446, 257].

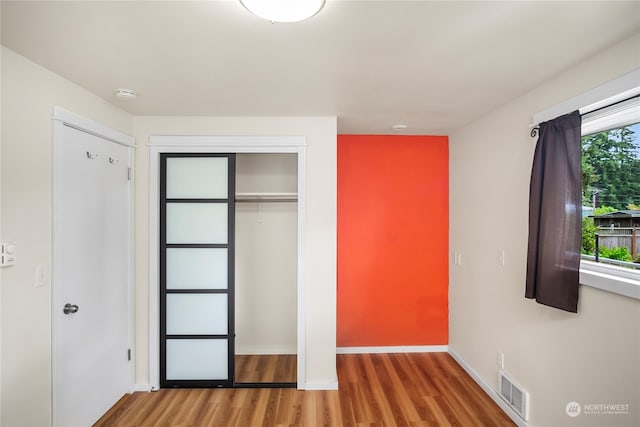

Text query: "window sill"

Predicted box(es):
[580, 260, 640, 300]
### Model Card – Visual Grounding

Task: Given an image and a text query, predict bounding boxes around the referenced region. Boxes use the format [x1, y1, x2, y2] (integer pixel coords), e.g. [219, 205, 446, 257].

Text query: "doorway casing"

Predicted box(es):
[148, 136, 306, 389]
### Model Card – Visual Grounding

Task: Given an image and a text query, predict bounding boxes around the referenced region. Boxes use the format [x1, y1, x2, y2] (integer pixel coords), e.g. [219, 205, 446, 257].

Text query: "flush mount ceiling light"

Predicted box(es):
[240, 0, 326, 23]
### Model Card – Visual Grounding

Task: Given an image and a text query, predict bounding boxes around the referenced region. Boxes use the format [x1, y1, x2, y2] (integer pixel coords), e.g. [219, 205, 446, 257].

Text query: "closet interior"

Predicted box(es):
[234, 153, 298, 386]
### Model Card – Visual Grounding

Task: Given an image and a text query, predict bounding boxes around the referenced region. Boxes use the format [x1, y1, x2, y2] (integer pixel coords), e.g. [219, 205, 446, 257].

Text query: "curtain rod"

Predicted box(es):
[530, 93, 640, 138]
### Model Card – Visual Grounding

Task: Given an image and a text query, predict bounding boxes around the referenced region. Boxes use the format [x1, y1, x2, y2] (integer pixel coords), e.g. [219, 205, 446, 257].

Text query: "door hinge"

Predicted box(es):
[127, 349, 131, 361]
[127, 168, 132, 181]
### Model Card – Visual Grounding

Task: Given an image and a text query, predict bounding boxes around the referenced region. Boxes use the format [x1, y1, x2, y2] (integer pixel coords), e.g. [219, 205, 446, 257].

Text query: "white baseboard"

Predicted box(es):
[337, 345, 448, 354]
[302, 380, 339, 390]
[448, 347, 528, 427]
[133, 383, 152, 392]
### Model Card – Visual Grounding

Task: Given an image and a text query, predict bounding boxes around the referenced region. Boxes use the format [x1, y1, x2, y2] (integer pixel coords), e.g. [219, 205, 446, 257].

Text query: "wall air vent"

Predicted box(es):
[498, 371, 530, 421]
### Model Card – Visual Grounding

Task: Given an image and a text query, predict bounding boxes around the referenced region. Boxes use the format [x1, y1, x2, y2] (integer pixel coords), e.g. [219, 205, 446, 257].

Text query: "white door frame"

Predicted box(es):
[148, 135, 307, 390]
[51, 106, 135, 420]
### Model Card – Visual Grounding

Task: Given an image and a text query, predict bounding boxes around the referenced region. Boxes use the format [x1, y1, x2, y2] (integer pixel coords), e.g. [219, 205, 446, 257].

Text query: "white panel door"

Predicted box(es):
[52, 124, 131, 426]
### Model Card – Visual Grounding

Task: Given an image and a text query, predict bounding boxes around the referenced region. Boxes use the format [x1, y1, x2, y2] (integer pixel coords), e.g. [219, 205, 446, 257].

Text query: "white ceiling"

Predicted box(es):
[2, 1, 639, 134]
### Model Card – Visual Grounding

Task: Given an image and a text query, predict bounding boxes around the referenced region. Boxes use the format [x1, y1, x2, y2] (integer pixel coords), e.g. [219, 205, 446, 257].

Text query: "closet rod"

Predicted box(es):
[235, 198, 298, 203]
[235, 192, 298, 203]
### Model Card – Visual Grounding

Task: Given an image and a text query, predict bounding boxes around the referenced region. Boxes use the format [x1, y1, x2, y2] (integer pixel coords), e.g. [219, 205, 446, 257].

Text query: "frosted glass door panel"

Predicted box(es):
[166, 203, 228, 244]
[166, 157, 228, 199]
[166, 294, 227, 335]
[161, 153, 234, 387]
[166, 248, 227, 290]
[166, 339, 228, 380]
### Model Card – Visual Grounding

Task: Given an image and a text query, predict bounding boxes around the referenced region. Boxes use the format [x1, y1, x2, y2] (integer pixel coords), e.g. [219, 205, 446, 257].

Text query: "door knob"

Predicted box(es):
[63, 303, 79, 315]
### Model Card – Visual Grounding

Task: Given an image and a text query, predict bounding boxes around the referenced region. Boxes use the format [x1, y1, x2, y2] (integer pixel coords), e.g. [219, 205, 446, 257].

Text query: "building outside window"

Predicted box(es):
[581, 112, 640, 269]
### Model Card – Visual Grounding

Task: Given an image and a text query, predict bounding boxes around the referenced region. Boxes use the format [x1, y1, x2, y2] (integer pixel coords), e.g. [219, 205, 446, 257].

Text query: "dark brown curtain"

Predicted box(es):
[526, 111, 582, 313]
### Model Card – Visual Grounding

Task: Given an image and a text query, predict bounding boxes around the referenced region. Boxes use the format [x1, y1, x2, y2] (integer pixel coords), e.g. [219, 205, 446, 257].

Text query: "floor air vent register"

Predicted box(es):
[498, 371, 530, 421]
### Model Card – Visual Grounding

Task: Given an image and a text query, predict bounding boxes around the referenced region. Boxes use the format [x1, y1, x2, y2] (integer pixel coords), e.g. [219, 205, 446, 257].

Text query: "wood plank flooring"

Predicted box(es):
[235, 354, 297, 383]
[94, 353, 515, 426]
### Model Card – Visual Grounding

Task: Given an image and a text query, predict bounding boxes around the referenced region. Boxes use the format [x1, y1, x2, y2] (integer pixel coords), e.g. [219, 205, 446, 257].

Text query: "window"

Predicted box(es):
[579, 93, 640, 299]
[531, 71, 640, 299]
[580, 96, 640, 268]
[581, 122, 640, 266]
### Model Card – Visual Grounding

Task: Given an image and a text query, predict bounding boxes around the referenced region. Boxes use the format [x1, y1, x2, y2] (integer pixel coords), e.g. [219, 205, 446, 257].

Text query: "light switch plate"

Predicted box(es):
[35, 264, 47, 287]
[1, 242, 16, 267]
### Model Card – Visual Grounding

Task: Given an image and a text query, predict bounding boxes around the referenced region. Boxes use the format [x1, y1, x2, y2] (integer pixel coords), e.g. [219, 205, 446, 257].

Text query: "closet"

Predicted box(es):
[235, 153, 298, 386]
[159, 152, 297, 388]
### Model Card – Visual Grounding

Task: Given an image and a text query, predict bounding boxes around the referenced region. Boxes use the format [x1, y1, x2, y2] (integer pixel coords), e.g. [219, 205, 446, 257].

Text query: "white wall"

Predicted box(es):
[133, 117, 337, 389]
[0, 47, 132, 426]
[235, 153, 297, 355]
[449, 34, 640, 427]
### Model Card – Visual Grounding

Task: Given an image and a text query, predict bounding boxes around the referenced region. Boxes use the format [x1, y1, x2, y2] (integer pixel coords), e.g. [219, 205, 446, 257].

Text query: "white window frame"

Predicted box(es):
[532, 69, 640, 301]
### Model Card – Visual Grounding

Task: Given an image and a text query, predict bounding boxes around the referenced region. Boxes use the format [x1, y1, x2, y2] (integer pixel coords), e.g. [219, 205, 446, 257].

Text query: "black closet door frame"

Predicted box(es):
[159, 153, 235, 388]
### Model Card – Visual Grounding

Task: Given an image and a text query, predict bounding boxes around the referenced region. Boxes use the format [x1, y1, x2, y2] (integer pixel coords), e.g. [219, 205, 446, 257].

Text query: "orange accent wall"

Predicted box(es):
[337, 135, 449, 347]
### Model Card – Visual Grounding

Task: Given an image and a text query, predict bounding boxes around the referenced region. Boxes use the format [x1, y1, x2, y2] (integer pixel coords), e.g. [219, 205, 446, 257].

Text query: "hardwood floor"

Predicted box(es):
[235, 354, 297, 383]
[94, 353, 515, 426]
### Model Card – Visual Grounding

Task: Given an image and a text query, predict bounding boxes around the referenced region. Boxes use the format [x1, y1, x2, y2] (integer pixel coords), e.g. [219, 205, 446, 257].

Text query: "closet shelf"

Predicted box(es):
[235, 192, 298, 203]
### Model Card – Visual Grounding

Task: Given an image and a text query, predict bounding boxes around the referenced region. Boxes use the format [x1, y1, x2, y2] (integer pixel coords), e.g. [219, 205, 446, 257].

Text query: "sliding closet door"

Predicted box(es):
[160, 153, 235, 387]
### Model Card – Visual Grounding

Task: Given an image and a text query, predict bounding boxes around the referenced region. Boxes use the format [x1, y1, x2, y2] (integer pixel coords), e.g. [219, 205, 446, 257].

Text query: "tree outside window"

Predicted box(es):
[581, 122, 640, 264]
